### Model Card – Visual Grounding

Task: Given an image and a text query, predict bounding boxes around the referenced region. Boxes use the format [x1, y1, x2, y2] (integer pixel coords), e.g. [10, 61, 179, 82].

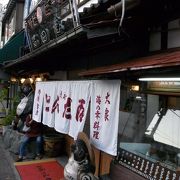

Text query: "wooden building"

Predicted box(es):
[1, 0, 180, 179]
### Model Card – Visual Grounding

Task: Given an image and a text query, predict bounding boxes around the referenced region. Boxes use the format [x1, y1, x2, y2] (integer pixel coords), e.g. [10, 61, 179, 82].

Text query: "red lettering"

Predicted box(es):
[63, 97, 72, 119]
[105, 92, 110, 104]
[35, 103, 39, 115]
[96, 105, 100, 111]
[45, 94, 51, 112]
[36, 89, 41, 102]
[96, 95, 101, 105]
[51, 96, 59, 113]
[104, 108, 109, 121]
[93, 131, 99, 139]
[93, 121, 100, 130]
[95, 110, 101, 119]
[76, 99, 85, 122]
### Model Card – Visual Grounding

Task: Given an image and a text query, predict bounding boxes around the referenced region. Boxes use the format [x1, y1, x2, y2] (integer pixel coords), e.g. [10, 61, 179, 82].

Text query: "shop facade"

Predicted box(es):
[1, 0, 180, 178]
[79, 52, 180, 178]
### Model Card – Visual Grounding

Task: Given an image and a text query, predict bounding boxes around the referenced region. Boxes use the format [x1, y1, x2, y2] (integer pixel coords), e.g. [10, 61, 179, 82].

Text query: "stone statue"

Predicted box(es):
[64, 132, 98, 180]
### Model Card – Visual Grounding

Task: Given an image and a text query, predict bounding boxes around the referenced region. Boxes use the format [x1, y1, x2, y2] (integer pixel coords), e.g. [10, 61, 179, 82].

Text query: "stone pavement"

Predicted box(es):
[0, 135, 20, 180]
[0, 128, 68, 180]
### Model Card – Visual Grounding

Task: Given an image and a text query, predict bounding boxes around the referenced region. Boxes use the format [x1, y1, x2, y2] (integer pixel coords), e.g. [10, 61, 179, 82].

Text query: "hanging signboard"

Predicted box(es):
[116, 148, 179, 180]
[25, 0, 70, 50]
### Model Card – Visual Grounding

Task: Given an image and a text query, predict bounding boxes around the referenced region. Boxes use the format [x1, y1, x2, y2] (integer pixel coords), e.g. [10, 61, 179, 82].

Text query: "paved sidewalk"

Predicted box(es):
[0, 134, 68, 180]
[0, 136, 20, 180]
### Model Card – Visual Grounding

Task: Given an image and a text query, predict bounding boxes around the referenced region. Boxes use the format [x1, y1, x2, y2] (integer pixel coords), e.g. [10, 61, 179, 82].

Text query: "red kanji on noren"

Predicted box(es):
[93, 131, 99, 139]
[93, 121, 100, 130]
[45, 94, 51, 112]
[63, 97, 72, 119]
[96, 95, 101, 105]
[76, 99, 85, 122]
[105, 92, 110, 104]
[96, 105, 100, 111]
[37, 89, 41, 102]
[104, 107, 109, 121]
[51, 96, 60, 113]
[95, 110, 101, 119]
[35, 103, 39, 115]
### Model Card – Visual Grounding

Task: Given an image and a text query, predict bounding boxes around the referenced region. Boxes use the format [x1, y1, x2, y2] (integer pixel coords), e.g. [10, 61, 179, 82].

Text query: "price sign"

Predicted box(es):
[116, 148, 179, 180]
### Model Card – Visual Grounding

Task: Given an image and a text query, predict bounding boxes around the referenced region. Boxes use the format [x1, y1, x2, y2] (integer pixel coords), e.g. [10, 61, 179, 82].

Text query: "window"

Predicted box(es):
[118, 85, 180, 171]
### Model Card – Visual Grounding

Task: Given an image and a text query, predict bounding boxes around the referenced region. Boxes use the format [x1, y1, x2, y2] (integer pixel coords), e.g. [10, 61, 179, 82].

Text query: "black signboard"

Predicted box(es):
[115, 148, 179, 180]
[25, 0, 73, 50]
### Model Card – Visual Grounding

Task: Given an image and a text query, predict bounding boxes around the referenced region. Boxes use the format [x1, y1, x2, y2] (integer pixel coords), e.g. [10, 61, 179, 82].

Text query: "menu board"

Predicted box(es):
[115, 148, 179, 180]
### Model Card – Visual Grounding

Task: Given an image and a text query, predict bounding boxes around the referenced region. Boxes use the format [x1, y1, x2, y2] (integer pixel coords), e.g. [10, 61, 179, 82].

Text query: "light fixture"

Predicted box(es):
[29, 78, 34, 84]
[135, 96, 142, 100]
[35, 77, 42, 82]
[138, 77, 180, 81]
[20, 78, 25, 84]
[10, 77, 17, 82]
[130, 85, 140, 91]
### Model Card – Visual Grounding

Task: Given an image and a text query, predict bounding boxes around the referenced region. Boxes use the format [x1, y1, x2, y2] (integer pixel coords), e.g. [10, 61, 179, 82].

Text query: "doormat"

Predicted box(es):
[14, 158, 64, 180]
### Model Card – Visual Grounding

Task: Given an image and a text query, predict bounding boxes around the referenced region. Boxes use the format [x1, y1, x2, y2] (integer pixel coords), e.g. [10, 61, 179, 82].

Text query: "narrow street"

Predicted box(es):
[0, 135, 20, 180]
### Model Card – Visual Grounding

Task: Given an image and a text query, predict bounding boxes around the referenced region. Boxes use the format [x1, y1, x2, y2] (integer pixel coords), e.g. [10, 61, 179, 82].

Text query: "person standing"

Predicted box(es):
[13, 78, 35, 132]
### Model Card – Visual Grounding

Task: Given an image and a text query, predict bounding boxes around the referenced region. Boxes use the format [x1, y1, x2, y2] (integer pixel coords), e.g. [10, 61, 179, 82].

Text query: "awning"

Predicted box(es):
[79, 49, 180, 77]
[0, 30, 25, 63]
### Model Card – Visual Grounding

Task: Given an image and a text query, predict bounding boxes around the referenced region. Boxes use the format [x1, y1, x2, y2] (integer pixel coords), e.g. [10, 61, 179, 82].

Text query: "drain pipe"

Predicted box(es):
[107, 0, 141, 15]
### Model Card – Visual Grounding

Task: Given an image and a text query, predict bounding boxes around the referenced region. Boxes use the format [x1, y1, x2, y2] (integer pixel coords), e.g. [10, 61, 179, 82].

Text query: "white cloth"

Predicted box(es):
[33, 81, 91, 139]
[54, 82, 71, 134]
[33, 80, 121, 155]
[90, 80, 121, 156]
[42, 81, 57, 127]
[32, 82, 44, 122]
[68, 81, 91, 139]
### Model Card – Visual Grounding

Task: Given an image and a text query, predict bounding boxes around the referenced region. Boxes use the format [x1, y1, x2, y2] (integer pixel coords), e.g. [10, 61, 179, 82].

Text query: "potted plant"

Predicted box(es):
[0, 87, 19, 134]
[0, 88, 8, 117]
[1, 109, 16, 135]
[2, 110, 16, 126]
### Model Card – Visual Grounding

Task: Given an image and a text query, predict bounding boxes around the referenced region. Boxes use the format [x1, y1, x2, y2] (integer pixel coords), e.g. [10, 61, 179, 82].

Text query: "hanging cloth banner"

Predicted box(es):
[54, 82, 71, 134]
[32, 82, 44, 123]
[54, 81, 91, 138]
[42, 82, 57, 128]
[33, 81, 91, 139]
[68, 81, 91, 139]
[90, 80, 121, 156]
[33, 80, 121, 149]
